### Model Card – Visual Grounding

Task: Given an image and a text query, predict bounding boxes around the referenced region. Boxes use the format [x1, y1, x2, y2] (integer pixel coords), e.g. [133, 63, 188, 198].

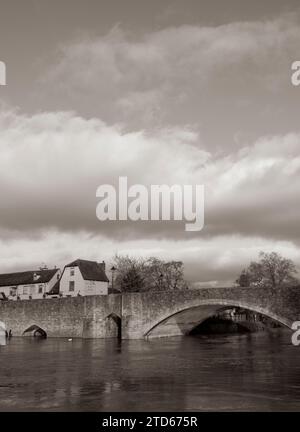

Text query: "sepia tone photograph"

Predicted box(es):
[1, 0, 300, 417]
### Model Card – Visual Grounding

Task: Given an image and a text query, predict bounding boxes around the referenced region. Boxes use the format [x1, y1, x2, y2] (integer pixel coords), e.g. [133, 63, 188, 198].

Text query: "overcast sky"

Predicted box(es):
[0, 0, 300, 286]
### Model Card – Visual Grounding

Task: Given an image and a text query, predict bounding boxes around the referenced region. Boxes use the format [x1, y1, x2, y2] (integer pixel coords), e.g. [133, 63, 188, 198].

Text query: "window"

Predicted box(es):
[69, 281, 75, 292]
[9, 287, 17, 296]
[23, 286, 28, 295]
[38, 285, 43, 294]
[70, 267, 75, 276]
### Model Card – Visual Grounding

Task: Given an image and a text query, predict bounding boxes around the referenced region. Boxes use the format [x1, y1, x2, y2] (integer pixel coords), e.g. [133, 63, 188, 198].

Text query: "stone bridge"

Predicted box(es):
[0, 286, 299, 339]
[121, 286, 300, 338]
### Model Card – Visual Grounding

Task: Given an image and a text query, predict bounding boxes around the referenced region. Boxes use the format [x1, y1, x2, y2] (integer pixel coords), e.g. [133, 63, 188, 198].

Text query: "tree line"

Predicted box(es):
[110, 251, 298, 292]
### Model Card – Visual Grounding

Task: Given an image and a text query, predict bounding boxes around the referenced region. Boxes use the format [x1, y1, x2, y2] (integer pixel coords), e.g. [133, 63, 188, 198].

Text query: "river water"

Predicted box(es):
[0, 329, 300, 411]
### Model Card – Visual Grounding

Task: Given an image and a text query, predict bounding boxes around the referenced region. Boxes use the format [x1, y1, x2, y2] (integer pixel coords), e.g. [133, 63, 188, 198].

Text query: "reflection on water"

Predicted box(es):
[0, 329, 300, 411]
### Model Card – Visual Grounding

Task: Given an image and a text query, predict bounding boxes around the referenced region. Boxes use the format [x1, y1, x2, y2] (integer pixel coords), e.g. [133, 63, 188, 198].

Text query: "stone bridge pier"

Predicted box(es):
[0, 295, 122, 338]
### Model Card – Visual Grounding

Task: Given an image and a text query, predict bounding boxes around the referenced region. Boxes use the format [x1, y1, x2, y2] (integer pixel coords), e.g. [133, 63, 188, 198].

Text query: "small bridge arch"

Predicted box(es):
[23, 325, 47, 338]
[106, 313, 122, 339]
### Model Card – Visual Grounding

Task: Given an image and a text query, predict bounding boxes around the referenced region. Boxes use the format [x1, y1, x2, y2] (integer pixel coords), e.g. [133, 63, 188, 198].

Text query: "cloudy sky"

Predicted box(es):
[0, 0, 300, 286]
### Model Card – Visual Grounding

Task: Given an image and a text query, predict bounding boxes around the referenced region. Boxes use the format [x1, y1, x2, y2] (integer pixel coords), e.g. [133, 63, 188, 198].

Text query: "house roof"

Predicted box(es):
[65, 259, 109, 282]
[0, 269, 58, 288]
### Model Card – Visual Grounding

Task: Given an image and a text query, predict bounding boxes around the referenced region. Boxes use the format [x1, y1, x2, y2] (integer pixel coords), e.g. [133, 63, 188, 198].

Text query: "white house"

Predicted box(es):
[58, 259, 109, 297]
[0, 268, 61, 301]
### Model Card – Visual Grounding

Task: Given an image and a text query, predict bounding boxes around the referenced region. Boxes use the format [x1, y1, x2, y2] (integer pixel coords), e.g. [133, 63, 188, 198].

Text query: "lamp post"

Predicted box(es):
[159, 273, 163, 290]
[110, 266, 116, 291]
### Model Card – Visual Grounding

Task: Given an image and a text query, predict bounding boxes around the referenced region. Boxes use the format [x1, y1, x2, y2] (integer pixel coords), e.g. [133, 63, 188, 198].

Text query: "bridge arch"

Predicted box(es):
[144, 299, 293, 338]
[106, 313, 122, 339]
[23, 325, 47, 338]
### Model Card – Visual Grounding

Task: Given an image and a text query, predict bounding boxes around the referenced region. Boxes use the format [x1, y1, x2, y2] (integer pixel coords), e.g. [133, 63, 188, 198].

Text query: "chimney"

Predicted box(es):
[99, 260, 105, 271]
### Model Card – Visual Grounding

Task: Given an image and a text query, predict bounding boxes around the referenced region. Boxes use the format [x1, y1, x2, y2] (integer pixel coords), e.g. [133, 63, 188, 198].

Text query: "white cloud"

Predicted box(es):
[0, 109, 208, 234]
[0, 109, 299, 246]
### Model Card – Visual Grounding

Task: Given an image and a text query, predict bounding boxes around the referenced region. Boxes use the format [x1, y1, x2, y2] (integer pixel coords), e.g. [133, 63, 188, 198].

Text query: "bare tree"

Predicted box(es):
[236, 251, 298, 288]
[143, 257, 188, 291]
[111, 254, 188, 292]
[112, 255, 146, 293]
[235, 269, 250, 287]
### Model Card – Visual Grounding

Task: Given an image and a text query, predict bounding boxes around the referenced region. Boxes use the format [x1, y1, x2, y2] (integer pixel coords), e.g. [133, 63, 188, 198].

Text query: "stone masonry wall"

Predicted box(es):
[0, 294, 121, 338]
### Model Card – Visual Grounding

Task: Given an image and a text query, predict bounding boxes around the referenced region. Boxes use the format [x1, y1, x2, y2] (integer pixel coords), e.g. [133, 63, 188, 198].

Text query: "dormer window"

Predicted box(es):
[33, 273, 41, 282]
